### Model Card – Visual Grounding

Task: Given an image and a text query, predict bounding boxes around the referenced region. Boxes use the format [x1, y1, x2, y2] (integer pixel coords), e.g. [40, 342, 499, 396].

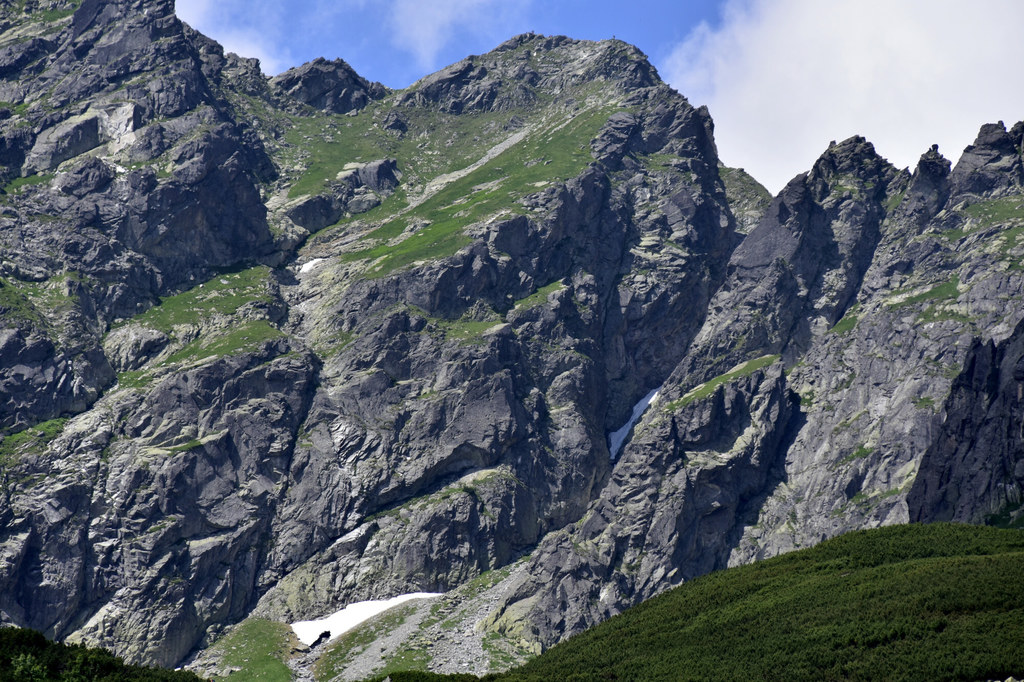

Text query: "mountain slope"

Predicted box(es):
[0, 0, 1022, 677]
[492, 524, 1024, 682]
[485, 124, 1024, 654]
[1, 1, 744, 667]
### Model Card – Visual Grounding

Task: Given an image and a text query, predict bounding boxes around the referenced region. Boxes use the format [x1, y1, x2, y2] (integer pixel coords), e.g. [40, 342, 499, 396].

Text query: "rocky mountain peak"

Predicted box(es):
[912, 143, 952, 184]
[397, 33, 661, 115]
[949, 119, 1024, 197]
[492, 32, 546, 52]
[806, 135, 896, 200]
[740, 135, 896, 260]
[270, 56, 387, 114]
[898, 143, 951, 224]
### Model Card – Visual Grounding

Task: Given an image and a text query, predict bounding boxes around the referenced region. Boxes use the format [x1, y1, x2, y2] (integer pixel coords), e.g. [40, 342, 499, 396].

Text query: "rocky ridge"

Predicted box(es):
[0, 1, 1022, 678]
[486, 123, 1024, 652]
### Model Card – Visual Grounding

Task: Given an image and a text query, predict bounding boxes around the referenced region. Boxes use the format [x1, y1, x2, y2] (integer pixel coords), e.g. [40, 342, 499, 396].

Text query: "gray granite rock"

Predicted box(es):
[1, 3, 1023, 674]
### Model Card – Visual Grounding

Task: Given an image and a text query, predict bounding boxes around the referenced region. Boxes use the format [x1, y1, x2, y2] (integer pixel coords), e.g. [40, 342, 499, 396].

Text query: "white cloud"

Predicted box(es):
[389, 0, 532, 71]
[174, 0, 211, 24]
[664, 0, 1024, 194]
[175, 0, 533, 79]
[216, 31, 291, 76]
[174, 0, 292, 75]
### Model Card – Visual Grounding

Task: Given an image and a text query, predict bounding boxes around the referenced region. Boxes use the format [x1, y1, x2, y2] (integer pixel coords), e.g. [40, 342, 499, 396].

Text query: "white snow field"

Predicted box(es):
[291, 593, 443, 646]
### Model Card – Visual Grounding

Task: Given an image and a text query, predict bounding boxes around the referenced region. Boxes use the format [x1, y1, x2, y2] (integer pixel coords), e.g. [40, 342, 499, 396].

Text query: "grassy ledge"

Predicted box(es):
[205, 618, 295, 682]
[110, 267, 286, 388]
[512, 281, 565, 310]
[663, 354, 781, 412]
[961, 195, 1024, 228]
[0, 418, 67, 463]
[828, 304, 861, 335]
[343, 105, 617, 278]
[886, 274, 961, 311]
[116, 266, 274, 335]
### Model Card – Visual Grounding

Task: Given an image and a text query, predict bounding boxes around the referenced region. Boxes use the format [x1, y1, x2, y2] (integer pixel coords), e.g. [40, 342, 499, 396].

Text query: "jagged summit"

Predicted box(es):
[393, 32, 661, 115]
[270, 57, 387, 115]
[1, 1, 1023, 678]
[899, 143, 951, 225]
[950, 119, 1024, 197]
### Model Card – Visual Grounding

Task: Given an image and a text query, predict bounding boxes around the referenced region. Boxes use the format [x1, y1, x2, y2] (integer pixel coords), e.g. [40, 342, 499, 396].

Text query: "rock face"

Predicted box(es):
[488, 122, 1024, 653]
[270, 57, 386, 114]
[1, 2, 1023, 676]
[0, 0, 278, 432]
[250, 59, 736, 629]
[489, 363, 795, 645]
[907, 318, 1024, 525]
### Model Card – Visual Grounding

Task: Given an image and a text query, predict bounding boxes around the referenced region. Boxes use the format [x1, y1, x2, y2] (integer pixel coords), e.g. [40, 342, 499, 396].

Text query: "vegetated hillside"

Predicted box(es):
[1, 0, 1024, 677]
[369, 525, 1024, 682]
[499, 524, 1024, 681]
[0, 626, 203, 681]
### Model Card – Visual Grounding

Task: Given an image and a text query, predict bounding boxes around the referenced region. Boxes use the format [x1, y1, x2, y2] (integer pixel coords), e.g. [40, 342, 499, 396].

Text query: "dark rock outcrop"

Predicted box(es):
[908, 318, 1024, 526]
[949, 121, 1024, 197]
[270, 57, 386, 114]
[283, 158, 401, 231]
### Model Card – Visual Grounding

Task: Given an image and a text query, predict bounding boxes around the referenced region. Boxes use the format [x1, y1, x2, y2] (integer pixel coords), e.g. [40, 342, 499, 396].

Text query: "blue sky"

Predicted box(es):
[176, 0, 1024, 194]
[175, 0, 724, 88]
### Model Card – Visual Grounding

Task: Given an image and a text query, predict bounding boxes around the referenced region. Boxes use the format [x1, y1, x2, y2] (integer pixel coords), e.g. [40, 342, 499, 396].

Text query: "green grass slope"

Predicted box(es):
[368, 524, 1024, 682]
[493, 524, 1024, 682]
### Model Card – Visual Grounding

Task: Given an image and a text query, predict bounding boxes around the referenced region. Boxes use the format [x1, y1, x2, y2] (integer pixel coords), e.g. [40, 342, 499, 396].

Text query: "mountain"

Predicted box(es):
[0, 0, 1022, 678]
[8, 520, 1024, 682]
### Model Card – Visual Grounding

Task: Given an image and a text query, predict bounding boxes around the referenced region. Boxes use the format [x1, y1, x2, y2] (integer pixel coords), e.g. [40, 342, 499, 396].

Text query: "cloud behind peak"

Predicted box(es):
[665, 0, 1024, 193]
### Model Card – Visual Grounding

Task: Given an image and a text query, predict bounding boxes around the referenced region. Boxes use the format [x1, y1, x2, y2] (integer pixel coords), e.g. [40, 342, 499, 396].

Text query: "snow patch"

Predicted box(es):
[608, 387, 661, 460]
[299, 258, 326, 274]
[291, 593, 442, 646]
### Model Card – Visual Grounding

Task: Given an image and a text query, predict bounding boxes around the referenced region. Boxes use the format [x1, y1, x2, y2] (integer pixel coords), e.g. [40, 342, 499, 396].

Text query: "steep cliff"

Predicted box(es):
[486, 124, 1024, 653]
[0, 1, 1022, 677]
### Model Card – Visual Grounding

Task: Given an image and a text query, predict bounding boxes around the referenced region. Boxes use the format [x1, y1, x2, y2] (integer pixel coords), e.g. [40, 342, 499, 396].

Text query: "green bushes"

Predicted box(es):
[365, 674, 478, 682]
[361, 525, 1024, 681]
[0, 627, 202, 681]
[488, 524, 1024, 682]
